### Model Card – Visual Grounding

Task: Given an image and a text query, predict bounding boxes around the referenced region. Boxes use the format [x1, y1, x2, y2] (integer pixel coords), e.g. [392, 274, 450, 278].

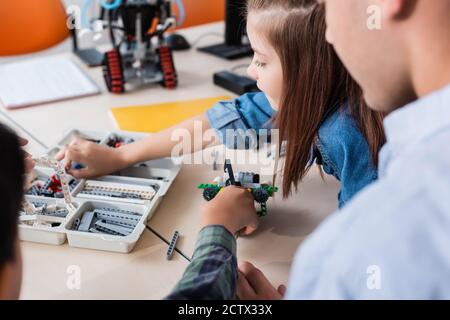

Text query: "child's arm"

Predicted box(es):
[119, 113, 219, 164]
[166, 186, 258, 300]
[57, 92, 274, 179]
[56, 113, 218, 179]
[166, 225, 238, 300]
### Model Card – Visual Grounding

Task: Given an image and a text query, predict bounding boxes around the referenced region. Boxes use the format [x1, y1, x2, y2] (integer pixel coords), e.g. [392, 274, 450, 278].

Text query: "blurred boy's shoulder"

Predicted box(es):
[289, 151, 450, 298]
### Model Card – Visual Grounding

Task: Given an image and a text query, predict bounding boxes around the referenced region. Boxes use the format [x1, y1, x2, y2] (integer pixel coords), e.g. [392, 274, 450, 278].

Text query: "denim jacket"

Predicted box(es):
[206, 92, 378, 208]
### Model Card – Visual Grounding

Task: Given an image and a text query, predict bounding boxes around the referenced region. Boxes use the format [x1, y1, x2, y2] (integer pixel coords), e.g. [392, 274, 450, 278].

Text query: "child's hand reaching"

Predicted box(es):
[200, 186, 259, 236]
[55, 137, 127, 179]
[52, 114, 215, 180]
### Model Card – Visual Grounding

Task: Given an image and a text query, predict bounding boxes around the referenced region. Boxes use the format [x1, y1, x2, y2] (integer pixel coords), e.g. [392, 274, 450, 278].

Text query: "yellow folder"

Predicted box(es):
[109, 96, 231, 133]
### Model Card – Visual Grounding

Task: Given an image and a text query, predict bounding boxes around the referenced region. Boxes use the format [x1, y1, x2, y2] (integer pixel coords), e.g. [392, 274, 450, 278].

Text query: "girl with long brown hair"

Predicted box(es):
[57, 0, 384, 209]
[245, 0, 385, 204]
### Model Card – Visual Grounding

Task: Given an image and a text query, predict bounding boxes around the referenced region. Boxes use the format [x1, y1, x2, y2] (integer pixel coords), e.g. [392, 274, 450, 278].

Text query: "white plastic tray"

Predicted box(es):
[19, 129, 181, 253]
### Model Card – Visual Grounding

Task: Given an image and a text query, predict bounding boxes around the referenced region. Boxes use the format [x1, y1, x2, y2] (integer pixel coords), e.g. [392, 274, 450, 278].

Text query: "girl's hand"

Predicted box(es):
[54, 137, 127, 179]
[200, 186, 259, 236]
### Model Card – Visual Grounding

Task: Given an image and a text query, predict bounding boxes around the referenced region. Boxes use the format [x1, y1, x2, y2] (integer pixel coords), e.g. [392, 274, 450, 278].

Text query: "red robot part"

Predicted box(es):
[159, 46, 178, 89]
[103, 49, 125, 94]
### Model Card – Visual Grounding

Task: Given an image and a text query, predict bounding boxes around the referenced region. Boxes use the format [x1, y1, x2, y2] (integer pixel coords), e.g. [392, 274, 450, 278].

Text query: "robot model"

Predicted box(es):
[198, 160, 278, 217]
[99, 0, 178, 93]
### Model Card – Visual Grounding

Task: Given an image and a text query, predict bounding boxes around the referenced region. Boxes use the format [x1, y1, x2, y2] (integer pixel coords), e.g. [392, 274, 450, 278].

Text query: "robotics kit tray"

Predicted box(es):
[19, 129, 182, 253]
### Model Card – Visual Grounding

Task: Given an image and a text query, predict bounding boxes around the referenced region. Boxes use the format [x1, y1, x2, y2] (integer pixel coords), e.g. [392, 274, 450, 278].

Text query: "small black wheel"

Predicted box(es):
[252, 188, 269, 204]
[203, 187, 219, 201]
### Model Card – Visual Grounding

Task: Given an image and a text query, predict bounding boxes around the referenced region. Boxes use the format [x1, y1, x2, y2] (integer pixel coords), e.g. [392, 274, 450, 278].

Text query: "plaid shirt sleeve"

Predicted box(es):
[166, 225, 237, 300]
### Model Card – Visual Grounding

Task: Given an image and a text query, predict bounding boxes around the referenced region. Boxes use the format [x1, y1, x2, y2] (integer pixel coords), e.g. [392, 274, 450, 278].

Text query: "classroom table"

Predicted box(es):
[0, 22, 339, 299]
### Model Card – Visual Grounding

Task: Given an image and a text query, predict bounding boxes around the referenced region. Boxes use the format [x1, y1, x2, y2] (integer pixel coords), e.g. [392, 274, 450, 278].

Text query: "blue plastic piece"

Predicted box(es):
[100, 0, 123, 11]
[175, 0, 185, 26]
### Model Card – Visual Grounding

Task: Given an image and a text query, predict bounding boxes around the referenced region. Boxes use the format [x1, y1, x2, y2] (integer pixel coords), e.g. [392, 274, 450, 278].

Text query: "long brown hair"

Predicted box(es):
[247, 0, 386, 198]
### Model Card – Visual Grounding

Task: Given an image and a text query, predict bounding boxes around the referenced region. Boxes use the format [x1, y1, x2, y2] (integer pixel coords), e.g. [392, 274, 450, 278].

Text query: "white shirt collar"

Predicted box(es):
[383, 83, 450, 153]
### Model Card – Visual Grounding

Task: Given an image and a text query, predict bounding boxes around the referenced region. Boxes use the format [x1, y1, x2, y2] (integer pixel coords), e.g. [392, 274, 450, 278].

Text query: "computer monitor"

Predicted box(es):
[198, 0, 253, 60]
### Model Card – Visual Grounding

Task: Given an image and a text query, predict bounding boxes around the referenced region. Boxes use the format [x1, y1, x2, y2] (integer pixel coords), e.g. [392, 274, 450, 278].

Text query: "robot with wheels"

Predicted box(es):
[100, 0, 178, 93]
[198, 160, 278, 217]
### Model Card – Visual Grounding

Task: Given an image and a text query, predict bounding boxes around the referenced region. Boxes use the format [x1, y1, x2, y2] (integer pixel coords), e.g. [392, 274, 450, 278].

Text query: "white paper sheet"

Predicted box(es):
[0, 56, 100, 109]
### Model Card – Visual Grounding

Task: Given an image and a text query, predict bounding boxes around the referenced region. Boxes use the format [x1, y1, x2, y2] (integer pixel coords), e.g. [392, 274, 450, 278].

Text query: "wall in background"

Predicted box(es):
[0, 0, 225, 61]
[64, 0, 225, 28]
[174, 0, 225, 28]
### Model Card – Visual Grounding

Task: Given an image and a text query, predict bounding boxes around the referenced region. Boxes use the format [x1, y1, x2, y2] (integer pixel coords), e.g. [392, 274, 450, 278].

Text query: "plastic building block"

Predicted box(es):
[21, 199, 36, 215]
[211, 150, 219, 171]
[73, 207, 141, 237]
[105, 134, 135, 149]
[224, 159, 238, 186]
[31, 203, 69, 218]
[73, 218, 81, 230]
[27, 176, 78, 198]
[80, 190, 141, 199]
[166, 230, 179, 260]
[94, 209, 140, 226]
[94, 220, 133, 236]
[89, 226, 121, 236]
[72, 162, 85, 170]
[97, 207, 142, 216]
[79, 181, 156, 201]
[78, 211, 96, 232]
[23, 156, 78, 215]
[19, 201, 70, 228]
[198, 159, 278, 217]
[19, 214, 64, 224]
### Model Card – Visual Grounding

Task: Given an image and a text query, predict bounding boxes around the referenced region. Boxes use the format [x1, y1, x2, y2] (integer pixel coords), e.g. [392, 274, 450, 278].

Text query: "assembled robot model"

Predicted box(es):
[198, 160, 278, 217]
[100, 0, 178, 93]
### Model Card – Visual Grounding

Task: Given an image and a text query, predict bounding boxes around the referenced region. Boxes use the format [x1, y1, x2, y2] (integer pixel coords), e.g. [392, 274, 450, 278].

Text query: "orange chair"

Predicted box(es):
[174, 0, 225, 28]
[0, 0, 69, 56]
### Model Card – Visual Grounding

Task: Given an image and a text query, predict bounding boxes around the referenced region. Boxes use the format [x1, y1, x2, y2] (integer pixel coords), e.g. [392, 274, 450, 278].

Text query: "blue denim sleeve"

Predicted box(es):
[315, 105, 378, 208]
[206, 92, 274, 149]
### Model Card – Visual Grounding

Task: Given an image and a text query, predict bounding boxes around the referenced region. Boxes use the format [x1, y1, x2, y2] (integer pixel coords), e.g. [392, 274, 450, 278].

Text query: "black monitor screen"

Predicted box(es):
[225, 0, 248, 46]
